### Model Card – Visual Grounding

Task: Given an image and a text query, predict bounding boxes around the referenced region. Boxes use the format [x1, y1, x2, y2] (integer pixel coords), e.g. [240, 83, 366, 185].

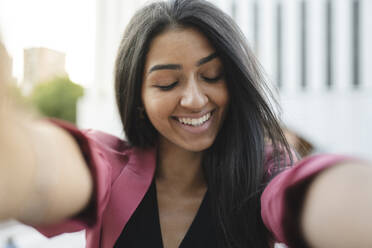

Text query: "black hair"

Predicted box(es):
[114, 0, 292, 247]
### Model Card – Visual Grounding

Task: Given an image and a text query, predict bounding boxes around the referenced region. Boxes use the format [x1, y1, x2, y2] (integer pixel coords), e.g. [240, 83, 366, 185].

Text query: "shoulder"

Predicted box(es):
[48, 118, 133, 155]
[82, 129, 132, 154]
[47, 118, 157, 170]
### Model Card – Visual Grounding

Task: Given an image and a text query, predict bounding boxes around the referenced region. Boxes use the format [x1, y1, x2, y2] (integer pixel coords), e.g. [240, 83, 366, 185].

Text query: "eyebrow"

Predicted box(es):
[149, 64, 182, 73]
[148, 52, 218, 74]
[196, 52, 218, 66]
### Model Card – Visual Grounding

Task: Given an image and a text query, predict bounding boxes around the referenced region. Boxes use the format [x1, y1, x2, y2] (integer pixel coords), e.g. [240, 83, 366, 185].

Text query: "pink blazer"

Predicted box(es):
[36, 120, 348, 247]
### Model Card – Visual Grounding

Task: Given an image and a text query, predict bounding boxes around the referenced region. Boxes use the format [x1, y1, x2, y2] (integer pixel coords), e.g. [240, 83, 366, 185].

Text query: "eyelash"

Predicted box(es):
[202, 74, 223, 83]
[156, 81, 178, 91]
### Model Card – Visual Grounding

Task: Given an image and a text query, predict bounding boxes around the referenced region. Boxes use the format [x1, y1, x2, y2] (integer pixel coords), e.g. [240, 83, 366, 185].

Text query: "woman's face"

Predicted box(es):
[142, 27, 229, 152]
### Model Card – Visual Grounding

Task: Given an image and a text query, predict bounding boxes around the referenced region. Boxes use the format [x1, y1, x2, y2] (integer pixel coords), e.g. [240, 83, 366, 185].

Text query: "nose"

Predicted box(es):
[180, 78, 208, 110]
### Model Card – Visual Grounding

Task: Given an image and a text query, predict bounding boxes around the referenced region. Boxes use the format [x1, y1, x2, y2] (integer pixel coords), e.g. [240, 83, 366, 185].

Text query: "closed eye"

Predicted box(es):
[155, 81, 178, 91]
[201, 74, 224, 83]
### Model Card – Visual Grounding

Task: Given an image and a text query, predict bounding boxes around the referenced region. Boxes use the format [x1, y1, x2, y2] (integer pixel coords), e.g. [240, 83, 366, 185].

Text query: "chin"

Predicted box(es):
[179, 140, 214, 152]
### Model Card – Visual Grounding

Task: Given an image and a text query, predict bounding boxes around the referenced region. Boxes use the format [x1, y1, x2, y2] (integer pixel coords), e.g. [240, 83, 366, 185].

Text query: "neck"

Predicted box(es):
[156, 138, 206, 194]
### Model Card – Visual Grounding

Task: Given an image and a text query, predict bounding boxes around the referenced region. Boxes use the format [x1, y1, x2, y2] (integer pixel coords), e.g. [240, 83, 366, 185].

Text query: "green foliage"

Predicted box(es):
[30, 77, 84, 124]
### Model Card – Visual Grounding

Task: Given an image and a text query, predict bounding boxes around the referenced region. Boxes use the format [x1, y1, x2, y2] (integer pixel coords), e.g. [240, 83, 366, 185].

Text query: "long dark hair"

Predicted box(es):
[115, 0, 292, 247]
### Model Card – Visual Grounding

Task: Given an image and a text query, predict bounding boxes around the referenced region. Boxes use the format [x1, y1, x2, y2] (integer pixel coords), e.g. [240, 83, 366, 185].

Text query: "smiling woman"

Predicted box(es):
[142, 27, 229, 152]
[1, 1, 372, 248]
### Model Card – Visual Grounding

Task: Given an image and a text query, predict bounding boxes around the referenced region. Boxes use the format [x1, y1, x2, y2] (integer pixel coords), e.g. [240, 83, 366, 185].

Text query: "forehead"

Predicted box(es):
[144, 27, 216, 68]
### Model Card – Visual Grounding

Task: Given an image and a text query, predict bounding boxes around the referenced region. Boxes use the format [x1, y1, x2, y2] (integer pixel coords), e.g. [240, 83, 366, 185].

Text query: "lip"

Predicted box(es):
[172, 109, 214, 119]
[172, 110, 215, 134]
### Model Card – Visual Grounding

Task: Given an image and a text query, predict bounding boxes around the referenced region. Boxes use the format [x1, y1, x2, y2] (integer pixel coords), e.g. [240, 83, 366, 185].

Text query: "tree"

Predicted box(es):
[30, 77, 84, 124]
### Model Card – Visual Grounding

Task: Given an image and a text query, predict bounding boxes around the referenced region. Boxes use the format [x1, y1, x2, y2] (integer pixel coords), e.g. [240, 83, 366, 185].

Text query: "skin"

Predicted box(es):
[141, 27, 229, 248]
[301, 162, 372, 248]
[0, 111, 92, 225]
[0, 43, 92, 225]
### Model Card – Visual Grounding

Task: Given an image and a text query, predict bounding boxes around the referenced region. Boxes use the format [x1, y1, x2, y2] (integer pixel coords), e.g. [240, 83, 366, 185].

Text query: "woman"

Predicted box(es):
[1, 0, 371, 247]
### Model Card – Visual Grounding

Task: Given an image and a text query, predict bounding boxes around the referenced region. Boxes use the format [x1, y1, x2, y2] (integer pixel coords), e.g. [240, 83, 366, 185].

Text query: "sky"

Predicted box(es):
[0, 0, 96, 87]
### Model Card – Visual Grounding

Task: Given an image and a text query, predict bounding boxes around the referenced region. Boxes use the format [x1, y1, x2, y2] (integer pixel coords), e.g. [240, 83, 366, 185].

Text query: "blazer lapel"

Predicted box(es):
[100, 146, 156, 247]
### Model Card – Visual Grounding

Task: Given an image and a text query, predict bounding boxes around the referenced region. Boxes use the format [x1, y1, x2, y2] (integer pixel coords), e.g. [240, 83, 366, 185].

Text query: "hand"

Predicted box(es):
[0, 44, 92, 225]
[301, 162, 372, 248]
[0, 65, 40, 222]
[0, 78, 12, 134]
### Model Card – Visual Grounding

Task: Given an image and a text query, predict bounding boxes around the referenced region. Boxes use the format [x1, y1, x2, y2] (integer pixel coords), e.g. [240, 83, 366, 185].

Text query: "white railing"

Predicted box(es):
[211, 0, 372, 159]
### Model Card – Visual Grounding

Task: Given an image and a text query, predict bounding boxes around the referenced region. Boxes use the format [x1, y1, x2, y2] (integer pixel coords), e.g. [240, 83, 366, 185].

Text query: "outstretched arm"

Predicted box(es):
[301, 161, 372, 247]
[261, 154, 372, 247]
[0, 83, 93, 226]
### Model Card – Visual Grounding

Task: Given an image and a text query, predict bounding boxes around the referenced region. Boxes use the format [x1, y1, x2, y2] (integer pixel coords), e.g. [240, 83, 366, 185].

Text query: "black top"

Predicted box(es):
[114, 181, 218, 247]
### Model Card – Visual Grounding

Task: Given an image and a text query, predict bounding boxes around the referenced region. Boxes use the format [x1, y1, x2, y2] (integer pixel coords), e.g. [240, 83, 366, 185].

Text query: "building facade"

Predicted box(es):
[23, 47, 67, 93]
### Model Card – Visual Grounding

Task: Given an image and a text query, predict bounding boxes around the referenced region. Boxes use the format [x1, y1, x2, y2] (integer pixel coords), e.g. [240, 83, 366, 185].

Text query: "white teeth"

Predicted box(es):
[178, 112, 211, 126]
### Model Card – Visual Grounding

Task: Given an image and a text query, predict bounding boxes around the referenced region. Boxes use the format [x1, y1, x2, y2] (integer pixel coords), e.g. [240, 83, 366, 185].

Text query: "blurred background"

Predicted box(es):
[0, 0, 371, 247]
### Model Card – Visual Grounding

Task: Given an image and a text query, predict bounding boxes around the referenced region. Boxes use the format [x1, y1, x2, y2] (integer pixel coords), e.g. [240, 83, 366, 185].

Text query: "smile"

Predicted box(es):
[176, 112, 212, 127]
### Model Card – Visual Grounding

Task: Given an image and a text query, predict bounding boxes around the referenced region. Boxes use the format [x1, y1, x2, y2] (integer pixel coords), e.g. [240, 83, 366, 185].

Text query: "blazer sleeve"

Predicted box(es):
[34, 119, 113, 237]
[261, 153, 352, 247]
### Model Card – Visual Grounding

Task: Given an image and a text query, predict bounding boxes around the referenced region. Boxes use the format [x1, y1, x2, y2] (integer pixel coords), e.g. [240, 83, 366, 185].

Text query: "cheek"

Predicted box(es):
[220, 88, 229, 108]
[211, 83, 229, 109]
[142, 92, 175, 124]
